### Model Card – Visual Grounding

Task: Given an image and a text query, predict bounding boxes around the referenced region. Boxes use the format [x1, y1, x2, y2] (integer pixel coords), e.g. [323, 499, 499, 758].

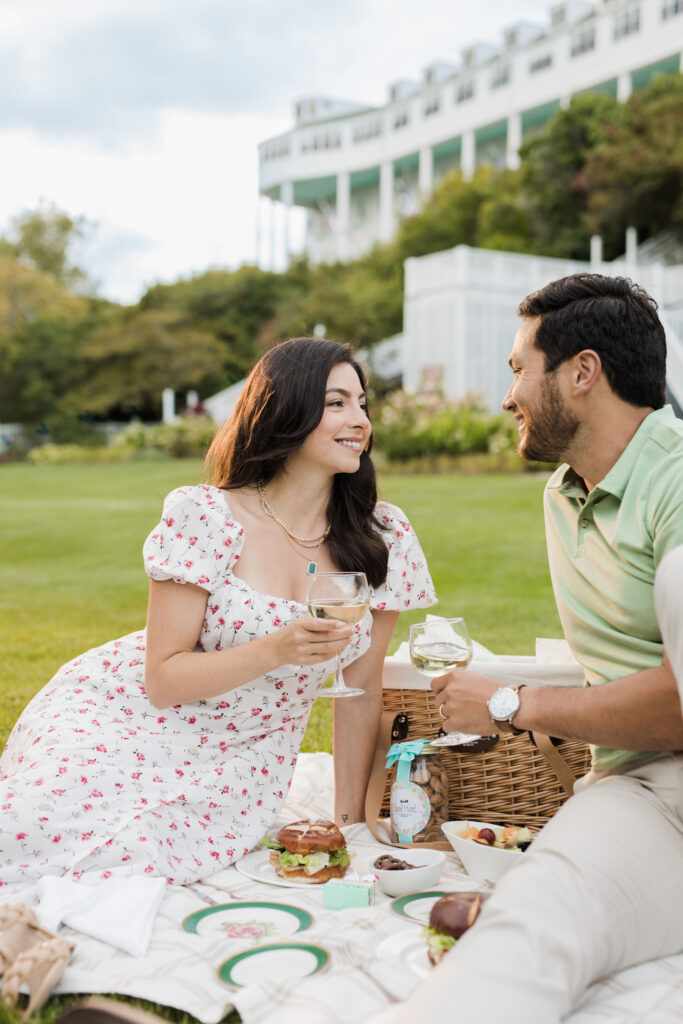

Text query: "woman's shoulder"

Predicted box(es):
[161, 484, 232, 525]
[374, 500, 415, 535]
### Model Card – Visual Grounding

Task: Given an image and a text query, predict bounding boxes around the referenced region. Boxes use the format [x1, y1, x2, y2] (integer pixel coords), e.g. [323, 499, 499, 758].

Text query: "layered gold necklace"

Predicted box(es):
[257, 481, 331, 573]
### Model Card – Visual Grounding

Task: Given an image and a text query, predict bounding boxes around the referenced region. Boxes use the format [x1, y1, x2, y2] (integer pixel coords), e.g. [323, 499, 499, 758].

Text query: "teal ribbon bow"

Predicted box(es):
[385, 739, 429, 782]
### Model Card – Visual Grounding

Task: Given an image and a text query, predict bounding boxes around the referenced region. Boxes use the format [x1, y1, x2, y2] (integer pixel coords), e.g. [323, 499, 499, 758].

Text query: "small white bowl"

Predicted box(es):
[441, 820, 525, 884]
[371, 848, 445, 897]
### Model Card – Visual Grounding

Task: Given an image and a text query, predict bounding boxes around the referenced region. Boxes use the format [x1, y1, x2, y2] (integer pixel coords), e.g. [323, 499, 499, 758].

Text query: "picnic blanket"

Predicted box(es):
[36, 752, 683, 1024]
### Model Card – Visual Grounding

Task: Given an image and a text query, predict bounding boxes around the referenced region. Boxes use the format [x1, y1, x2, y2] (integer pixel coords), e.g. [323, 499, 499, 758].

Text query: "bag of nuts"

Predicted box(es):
[386, 740, 449, 844]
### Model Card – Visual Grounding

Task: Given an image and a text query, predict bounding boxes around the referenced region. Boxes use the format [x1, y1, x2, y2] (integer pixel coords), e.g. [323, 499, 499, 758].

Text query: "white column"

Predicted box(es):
[590, 235, 603, 268]
[336, 170, 351, 261]
[379, 160, 394, 242]
[162, 388, 176, 425]
[461, 130, 475, 179]
[269, 197, 277, 271]
[625, 226, 638, 266]
[281, 181, 293, 269]
[617, 72, 632, 103]
[418, 146, 434, 196]
[506, 112, 522, 170]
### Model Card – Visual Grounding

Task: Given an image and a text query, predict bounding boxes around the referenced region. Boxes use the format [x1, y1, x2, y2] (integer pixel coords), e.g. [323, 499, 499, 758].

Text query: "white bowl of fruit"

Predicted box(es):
[441, 820, 534, 884]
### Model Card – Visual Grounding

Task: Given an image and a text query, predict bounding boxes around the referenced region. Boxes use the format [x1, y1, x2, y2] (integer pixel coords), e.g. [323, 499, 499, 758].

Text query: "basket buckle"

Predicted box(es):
[391, 712, 409, 742]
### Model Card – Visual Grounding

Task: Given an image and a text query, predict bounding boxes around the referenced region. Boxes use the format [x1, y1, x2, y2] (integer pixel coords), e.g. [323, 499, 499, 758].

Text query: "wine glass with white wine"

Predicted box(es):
[409, 617, 479, 744]
[306, 572, 370, 698]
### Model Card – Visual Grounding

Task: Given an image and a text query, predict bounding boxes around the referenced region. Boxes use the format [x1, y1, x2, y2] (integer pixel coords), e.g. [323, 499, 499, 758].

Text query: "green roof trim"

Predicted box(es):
[631, 55, 681, 92]
[432, 136, 462, 160]
[350, 166, 380, 191]
[475, 119, 507, 146]
[521, 100, 561, 138]
[574, 77, 618, 99]
[394, 151, 419, 174]
[293, 175, 337, 206]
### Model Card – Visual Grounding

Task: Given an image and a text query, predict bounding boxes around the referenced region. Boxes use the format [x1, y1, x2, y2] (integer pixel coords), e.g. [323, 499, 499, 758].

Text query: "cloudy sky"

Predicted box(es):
[0, 0, 551, 303]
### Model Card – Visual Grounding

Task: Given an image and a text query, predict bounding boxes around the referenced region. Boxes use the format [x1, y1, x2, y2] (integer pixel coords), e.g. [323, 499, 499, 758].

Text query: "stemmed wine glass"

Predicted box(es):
[409, 617, 479, 744]
[306, 572, 370, 698]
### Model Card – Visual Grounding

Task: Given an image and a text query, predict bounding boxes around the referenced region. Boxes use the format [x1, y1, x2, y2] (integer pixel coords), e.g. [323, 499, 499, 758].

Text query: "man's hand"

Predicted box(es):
[431, 669, 502, 735]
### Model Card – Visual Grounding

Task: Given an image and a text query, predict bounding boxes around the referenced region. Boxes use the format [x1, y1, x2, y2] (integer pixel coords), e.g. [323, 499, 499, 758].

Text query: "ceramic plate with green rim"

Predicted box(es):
[218, 942, 330, 989]
[390, 891, 448, 924]
[182, 901, 313, 940]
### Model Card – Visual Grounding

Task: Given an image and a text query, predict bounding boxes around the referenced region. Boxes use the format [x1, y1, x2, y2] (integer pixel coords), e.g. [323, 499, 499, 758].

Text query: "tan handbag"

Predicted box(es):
[365, 687, 592, 849]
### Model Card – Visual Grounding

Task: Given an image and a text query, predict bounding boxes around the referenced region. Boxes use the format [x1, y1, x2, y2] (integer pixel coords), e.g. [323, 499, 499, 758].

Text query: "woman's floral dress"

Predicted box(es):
[0, 485, 436, 892]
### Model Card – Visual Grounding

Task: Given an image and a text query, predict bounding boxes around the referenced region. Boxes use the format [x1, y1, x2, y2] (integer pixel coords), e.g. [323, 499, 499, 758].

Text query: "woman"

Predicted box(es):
[0, 338, 435, 891]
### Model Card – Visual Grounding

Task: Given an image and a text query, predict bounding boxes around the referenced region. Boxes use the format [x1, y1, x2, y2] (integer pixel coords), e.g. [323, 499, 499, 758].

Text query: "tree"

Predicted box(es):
[140, 264, 289, 380]
[518, 92, 623, 259]
[585, 74, 683, 257]
[66, 308, 229, 419]
[0, 202, 88, 289]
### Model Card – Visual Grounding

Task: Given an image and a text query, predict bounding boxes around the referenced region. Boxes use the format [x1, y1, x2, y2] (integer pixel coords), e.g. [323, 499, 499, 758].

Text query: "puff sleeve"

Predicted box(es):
[142, 485, 243, 592]
[370, 502, 437, 611]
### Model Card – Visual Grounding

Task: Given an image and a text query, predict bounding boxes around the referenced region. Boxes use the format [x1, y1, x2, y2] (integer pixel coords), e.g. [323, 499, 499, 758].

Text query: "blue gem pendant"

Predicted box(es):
[307, 561, 317, 574]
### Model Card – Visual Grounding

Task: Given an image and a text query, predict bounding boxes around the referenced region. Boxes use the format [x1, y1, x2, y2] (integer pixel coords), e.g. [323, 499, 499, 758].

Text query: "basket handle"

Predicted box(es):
[530, 731, 578, 797]
[364, 709, 449, 850]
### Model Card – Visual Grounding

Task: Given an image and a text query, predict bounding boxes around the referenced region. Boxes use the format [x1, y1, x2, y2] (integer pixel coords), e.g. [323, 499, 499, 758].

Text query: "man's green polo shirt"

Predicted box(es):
[544, 406, 683, 773]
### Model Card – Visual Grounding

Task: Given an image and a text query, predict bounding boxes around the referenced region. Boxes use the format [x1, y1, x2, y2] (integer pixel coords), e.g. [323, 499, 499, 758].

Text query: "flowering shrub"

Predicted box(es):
[112, 415, 217, 458]
[372, 391, 516, 462]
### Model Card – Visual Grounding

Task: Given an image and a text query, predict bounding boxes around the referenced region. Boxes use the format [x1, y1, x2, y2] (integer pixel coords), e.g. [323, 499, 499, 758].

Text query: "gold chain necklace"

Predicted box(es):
[257, 481, 331, 548]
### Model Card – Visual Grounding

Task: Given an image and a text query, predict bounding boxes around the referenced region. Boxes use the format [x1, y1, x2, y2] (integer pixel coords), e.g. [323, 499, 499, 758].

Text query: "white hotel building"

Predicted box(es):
[257, 0, 683, 267]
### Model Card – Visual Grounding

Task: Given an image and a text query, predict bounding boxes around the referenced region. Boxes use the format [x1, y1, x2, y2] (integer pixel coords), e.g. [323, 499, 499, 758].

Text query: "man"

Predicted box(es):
[367, 274, 683, 1023]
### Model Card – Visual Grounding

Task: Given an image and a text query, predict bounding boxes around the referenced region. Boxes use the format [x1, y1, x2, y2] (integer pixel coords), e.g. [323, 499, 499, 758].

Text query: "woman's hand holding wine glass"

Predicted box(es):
[306, 572, 370, 697]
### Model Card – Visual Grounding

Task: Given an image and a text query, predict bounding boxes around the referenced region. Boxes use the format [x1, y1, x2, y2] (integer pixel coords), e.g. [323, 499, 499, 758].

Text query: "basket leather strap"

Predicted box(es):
[364, 710, 449, 850]
[531, 731, 578, 797]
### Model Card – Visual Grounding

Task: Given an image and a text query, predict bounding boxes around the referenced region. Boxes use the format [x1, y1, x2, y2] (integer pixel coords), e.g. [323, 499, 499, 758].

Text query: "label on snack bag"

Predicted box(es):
[390, 781, 431, 842]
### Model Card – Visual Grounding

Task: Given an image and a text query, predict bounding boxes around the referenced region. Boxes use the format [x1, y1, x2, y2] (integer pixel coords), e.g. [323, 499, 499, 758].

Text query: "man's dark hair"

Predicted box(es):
[517, 274, 666, 409]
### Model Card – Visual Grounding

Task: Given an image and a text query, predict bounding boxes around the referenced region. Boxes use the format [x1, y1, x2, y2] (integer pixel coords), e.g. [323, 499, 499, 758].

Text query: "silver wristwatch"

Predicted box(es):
[486, 685, 525, 735]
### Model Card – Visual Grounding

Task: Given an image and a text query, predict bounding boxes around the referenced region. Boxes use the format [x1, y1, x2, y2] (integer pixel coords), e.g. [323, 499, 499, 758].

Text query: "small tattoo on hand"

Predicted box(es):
[341, 814, 349, 823]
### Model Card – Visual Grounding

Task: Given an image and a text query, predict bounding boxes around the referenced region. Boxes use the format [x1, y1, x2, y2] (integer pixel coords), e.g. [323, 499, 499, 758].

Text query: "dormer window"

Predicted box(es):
[424, 97, 441, 116]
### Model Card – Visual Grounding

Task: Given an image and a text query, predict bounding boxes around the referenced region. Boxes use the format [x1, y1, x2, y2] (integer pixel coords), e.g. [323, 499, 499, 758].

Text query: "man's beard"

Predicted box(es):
[519, 374, 579, 463]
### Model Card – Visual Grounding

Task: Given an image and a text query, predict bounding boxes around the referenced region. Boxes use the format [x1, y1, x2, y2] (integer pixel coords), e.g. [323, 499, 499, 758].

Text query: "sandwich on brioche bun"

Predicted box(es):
[260, 819, 350, 883]
[423, 891, 489, 966]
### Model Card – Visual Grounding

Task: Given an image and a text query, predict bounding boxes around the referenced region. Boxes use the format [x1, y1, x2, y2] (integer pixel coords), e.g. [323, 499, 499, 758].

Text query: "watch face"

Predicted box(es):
[489, 687, 519, 721]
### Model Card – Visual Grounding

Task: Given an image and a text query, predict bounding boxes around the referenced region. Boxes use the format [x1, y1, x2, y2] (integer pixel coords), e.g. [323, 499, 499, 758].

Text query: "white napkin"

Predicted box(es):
[36, 874, 166, 956]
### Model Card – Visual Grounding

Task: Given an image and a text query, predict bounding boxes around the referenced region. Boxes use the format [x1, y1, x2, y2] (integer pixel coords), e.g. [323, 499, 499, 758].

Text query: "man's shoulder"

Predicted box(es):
[647, 411, 683, 458]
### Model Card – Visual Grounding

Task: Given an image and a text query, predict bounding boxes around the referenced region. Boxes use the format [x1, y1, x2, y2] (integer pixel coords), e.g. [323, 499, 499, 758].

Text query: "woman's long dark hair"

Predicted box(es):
[203, 337, 389, 587]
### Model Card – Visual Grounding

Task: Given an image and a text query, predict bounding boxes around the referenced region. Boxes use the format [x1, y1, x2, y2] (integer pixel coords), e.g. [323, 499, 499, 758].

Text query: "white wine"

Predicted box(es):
[307, 600, 370, 625]
[410, 642, 471, 677]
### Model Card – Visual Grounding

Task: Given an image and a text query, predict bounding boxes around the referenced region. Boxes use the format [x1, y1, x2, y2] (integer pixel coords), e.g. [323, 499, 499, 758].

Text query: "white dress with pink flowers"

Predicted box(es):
[0, 485, 436, 892]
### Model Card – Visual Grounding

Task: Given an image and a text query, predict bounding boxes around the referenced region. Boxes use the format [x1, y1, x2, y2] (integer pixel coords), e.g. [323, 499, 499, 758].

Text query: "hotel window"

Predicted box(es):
[662, 0, 683, 17]
[456, 79, 475, 103]
[393, 110, 410, 129]
[353, 119, 383, 142]
[491, 64, 511, 88]
[571, 26, 596, 56]
[424, 96, 441, 116]
[614, 8, 640, 38]
[529, 54, 553, 73]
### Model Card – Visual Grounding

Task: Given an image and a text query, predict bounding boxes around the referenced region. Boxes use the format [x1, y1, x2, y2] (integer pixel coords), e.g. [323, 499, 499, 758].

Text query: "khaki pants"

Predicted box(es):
[655, 544, 683, 704]
[368, 755, 683, 1024]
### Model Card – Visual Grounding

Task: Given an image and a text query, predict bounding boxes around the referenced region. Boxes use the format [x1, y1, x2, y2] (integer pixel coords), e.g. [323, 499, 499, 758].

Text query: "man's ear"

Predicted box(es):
[570, 349, 602, 397]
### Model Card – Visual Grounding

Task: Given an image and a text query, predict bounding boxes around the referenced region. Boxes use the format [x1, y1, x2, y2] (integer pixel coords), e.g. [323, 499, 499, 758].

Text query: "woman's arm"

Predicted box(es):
[144, 579, 354, 709]
[333, 609, 399, 825]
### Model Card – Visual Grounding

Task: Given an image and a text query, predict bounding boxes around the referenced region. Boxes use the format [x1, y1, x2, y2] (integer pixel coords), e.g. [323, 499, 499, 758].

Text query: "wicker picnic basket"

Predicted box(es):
[365, 686, 592, 848]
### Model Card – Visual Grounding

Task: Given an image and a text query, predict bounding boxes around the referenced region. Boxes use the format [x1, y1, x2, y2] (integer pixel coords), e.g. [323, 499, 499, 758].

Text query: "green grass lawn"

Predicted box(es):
[0, 460, 561, 751]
